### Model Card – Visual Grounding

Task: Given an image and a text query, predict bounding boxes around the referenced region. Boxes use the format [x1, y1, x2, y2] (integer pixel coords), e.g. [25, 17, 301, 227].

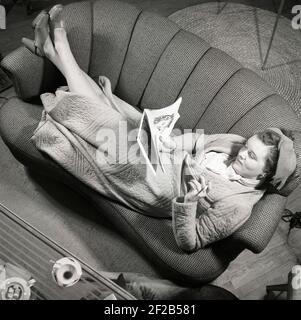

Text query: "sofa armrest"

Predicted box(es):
[1, 46, 63, 100]
[231, 193, 287, 254]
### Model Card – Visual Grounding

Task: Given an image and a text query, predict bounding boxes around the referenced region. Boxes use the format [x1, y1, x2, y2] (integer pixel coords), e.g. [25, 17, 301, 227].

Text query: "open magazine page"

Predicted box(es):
[137, 97, 182, 175]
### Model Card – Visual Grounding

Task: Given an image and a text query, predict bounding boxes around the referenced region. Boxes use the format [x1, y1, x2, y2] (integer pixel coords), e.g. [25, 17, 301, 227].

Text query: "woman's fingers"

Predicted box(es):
[188, 177, 210, 195]
[159, 135, 176, 151]
[207, 181, 212, 193]
[199, 176, 207, 190]
[159, 136, 177, 153]
[187, 181, 200, 195]
[186, 178, 211, 202]
[187, 181, 196, 191]
[197, 185, 207, 195]
[192, 177, 206, 191]
[188, 179, 204, 193]
[186, 181, 199, 202]
[188, 179, 198, 191]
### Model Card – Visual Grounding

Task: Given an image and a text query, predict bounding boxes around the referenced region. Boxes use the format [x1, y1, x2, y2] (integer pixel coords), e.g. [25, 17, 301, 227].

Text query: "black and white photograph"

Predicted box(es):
[0, 0, 301, 304]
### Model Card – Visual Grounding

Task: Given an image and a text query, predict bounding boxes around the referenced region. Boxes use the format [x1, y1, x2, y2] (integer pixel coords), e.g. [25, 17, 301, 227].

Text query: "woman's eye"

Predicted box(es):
[248, 151, 255, 159]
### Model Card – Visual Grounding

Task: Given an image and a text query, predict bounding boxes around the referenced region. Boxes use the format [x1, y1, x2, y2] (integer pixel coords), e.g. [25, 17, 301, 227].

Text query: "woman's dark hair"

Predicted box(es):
[256, 129, 281, 184]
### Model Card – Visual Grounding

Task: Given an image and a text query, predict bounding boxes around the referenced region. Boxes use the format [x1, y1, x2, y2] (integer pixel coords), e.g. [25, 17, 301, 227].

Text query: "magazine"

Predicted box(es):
[137, 97, 182, 175]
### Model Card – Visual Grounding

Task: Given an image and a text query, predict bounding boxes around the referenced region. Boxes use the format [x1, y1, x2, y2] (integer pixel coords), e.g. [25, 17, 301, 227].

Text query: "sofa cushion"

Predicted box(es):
[62, 1, 93, 74]
[89, 0, 142, 91]
[140, 30, 210, 110]
[175, 47, 242, 130]
[115, 10, 179, 106]
[0, 98, 62, 172]
[278, 130, 301, 196]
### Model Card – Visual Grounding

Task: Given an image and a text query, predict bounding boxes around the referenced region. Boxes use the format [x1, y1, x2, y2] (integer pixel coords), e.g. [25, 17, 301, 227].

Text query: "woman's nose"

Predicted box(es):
[239, 150, 246, 160]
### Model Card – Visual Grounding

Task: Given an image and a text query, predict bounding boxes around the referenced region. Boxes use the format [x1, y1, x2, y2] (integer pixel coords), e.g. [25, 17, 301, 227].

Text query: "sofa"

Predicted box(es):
[1, 0, 301, 284]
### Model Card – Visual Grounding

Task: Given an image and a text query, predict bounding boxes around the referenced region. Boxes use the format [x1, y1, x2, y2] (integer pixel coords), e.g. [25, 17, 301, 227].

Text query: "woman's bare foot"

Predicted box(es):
[48, 4, 65, 42]
[31, 10, 47, 29]
[46, 4, 73, 76]
[22, 6, 67, 75]
[48, 5, 72, 62]
[22, 12, 50, 57]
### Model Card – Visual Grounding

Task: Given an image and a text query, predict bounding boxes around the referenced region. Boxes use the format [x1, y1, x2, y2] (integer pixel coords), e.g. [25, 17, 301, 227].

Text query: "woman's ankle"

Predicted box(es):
[53, 29, 72, 60]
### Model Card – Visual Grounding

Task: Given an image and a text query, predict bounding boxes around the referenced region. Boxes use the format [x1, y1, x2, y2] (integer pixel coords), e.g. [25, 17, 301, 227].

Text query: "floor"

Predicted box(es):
[0, 0, 300, 300]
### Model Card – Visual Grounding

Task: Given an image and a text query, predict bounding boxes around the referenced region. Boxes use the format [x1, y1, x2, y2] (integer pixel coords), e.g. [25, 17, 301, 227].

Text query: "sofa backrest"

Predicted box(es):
[45, 0, 301, 195]
[66, 1, 300, 127]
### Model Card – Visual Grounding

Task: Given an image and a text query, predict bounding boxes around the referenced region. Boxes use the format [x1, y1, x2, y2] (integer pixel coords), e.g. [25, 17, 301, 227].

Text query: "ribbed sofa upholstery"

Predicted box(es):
[1, 0, 301, 284]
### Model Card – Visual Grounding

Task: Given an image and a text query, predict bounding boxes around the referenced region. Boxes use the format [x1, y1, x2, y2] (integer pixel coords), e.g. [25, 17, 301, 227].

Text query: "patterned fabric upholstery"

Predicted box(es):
[89, 0, 142, 90]
[115, 10, 179, 106]
[1, 0, 301, 283]
[278, 130, 301, 197]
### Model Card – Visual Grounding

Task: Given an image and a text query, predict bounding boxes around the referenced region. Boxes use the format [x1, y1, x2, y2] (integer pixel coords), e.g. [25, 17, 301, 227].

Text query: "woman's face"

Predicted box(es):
[232, 135, 271, 179]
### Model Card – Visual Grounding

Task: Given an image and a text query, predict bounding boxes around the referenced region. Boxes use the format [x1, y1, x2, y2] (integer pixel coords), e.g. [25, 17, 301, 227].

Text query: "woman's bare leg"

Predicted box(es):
[22, 8, 103, 101]
[45, 30, 104, 102]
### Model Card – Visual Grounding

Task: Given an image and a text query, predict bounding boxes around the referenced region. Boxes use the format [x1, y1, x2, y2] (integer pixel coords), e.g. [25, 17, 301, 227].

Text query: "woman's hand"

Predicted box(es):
[159, 135, 177, 153]
[185, 176, 211, 202]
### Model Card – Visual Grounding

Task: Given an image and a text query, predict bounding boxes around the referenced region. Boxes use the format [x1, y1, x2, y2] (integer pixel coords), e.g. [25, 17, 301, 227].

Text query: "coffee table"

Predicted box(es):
[0, 203, 136, 300]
